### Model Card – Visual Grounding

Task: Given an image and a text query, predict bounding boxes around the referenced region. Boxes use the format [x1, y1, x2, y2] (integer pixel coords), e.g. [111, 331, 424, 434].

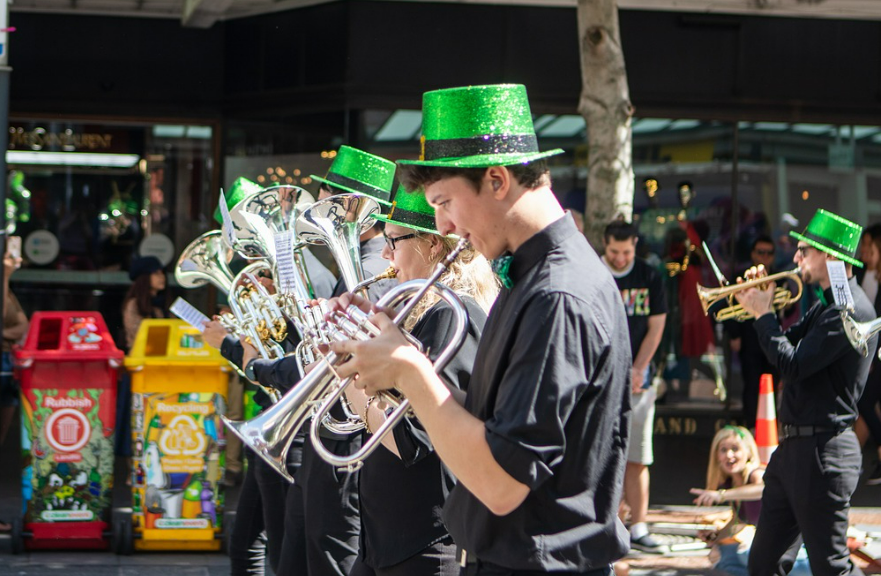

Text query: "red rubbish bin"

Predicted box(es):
[12, 312, 124, 552]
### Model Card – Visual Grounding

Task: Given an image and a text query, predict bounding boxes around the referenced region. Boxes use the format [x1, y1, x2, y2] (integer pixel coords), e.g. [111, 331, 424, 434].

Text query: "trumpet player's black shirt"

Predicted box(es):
[753, 275, 878, 428]
[359, 296, 486, 568]
[444, 216, 633, 572]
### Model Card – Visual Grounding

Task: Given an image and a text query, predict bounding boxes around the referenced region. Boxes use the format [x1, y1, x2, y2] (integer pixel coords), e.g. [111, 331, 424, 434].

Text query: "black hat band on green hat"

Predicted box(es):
[387, 203, 436, 232]
[800, 230, 858, 260]
[423, 134, 539, 162]
[324, 172, 390, 201]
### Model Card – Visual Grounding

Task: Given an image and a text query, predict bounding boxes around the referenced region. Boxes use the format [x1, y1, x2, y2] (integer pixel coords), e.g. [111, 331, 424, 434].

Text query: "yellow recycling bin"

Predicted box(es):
[119, 319, 231, 553]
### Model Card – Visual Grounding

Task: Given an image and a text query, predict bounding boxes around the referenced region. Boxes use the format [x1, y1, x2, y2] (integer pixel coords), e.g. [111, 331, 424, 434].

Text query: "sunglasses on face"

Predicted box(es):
[796, 245, 814, 258]
[383, 232, 418, 252]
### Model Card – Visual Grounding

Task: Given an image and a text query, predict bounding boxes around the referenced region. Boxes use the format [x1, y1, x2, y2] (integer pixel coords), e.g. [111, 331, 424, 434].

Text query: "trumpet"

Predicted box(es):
[697, 269, 803, 322]
[842, 311, 881, 359]
[221, 239, 470, 481]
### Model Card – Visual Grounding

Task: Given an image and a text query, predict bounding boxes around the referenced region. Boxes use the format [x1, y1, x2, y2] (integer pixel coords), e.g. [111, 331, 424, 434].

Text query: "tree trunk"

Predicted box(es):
[576, 0, 634, 250]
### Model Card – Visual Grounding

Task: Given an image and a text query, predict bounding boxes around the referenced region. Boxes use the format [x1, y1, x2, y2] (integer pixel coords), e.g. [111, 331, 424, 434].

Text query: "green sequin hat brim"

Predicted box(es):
[213, 177, 263, 225]
[309, 174, 393, 207]
[397, 148, 564, 168]
[370, 212, 439, 235]
[790, 231, 863, 268]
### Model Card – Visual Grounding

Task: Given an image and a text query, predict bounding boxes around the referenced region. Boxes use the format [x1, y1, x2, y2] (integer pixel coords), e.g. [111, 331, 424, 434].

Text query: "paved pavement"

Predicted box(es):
[3, 402, 881, 575]
[3, 506, 881, 575]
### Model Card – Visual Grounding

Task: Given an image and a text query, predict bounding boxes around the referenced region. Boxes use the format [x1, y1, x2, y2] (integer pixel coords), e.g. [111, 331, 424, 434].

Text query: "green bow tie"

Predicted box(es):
[814, 286, 828, 306]
[491, 255, 514, 289]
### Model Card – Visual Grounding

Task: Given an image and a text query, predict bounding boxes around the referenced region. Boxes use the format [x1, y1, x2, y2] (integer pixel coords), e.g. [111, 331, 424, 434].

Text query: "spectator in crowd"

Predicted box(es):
[602, 220, 667, 553]
[119, 256, 168, 484]
[0, 246, 27, 532]
[690, 426, 811, 576]
[857, 225, 881, 484]
[726, 236, 781, 430]
[858, 223, 881, 298]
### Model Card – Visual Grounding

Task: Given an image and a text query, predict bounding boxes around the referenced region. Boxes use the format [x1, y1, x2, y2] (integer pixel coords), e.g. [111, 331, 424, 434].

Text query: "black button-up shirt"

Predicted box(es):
[754, 275, 878, 428]
[443, 216, 632, 572]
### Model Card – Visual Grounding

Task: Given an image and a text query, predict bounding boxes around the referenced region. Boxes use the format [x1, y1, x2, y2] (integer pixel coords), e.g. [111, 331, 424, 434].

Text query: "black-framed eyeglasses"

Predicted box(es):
[754, 249, 775, 256]
[383, 232, 418, 252]
[796, 245, 814, 258]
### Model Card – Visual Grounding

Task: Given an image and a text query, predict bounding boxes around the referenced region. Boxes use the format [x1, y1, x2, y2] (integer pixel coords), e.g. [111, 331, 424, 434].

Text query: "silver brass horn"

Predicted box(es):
[842, 310, 881, 359]
[175, 230, 235, 294]
[296, 193, 380, 294]
[222, 239, 469, 481]
[230, 185, 314, 260]
[310, 276, 469, 472]
[222, 352, 344, 481]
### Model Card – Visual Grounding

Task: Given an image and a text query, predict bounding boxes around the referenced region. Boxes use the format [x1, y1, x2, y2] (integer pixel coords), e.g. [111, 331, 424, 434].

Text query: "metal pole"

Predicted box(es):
[0, 0, 12, 322]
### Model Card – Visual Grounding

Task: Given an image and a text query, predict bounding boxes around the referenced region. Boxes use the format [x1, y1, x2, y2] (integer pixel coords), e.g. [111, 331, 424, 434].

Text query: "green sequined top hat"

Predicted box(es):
[397, 84, 564, 169]
[371, 185, 439, 235]
[790, 209, 864, 268]
[213, 177, 263, 225]
[310, 146, 394, 206]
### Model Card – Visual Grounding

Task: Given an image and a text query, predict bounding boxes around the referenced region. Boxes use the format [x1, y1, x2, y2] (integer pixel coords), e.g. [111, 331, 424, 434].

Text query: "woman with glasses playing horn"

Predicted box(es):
[340, 185, 497, 576]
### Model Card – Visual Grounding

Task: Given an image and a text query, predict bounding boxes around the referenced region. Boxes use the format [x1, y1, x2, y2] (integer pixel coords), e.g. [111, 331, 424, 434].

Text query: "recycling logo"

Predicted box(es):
[159, 415, 207, 456]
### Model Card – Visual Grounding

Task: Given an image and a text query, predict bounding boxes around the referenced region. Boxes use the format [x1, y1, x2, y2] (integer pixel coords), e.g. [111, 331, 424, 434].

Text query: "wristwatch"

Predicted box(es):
[244, 359, 257, 382]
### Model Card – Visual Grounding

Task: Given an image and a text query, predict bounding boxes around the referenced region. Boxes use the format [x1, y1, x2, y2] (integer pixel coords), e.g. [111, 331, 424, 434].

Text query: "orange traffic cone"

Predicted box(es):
[755, 374, 779, 465]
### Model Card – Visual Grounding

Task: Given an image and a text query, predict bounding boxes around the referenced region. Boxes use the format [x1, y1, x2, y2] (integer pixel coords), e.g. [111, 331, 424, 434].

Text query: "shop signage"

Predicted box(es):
[8, 126, 114, 151]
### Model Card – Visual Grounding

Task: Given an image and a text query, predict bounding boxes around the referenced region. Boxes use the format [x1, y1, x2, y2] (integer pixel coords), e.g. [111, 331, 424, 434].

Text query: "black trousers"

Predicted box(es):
[253, 451, 290, 573]
[276, 433, 361, 576]
[230, 452, 266, 576]
[348, 536, 458, 576]
[748, 430, 863, 576]
[229, 450, 290, 575]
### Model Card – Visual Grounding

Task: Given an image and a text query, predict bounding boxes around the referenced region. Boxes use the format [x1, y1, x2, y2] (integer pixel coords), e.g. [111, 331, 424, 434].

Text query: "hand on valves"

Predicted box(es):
[733, 265, 776, 320]
[325, 292, 429, 399]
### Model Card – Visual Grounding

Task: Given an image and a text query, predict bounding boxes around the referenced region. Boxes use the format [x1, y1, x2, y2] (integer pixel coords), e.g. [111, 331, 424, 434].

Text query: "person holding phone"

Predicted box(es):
[602, 220, 667, 554]
[0, 238, 27, 531]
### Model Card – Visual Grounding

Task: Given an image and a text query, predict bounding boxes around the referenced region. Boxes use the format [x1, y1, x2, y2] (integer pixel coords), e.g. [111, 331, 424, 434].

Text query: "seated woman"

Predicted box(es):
[690, 426, 811, 576]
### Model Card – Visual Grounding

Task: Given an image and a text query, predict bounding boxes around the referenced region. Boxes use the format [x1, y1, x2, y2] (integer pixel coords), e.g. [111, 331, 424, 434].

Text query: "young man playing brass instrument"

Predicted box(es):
[329, 84, 633, 576]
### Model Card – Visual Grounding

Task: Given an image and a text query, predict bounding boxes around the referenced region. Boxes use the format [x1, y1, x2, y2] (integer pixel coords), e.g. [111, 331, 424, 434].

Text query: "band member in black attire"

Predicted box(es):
[241, 146, 397, 576]
[204, 266, 330, 574]
[343, 186, 497, 576]
[329, 84, 632, 575]
[735, 209, 877, 576]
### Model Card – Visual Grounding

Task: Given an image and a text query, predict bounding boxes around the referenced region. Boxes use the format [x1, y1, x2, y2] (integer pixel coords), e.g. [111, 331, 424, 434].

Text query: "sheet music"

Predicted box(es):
[219, 189, 237, 249]
[826, 260, 855, 312]
[274, 231, 297, 295]
[170, 297, 211, 332]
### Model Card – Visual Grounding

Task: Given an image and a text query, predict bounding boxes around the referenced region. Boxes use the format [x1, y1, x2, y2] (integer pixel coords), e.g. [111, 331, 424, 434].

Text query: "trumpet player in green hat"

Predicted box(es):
[735, 208, 876, 576]
[328, 84, 633, 575]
